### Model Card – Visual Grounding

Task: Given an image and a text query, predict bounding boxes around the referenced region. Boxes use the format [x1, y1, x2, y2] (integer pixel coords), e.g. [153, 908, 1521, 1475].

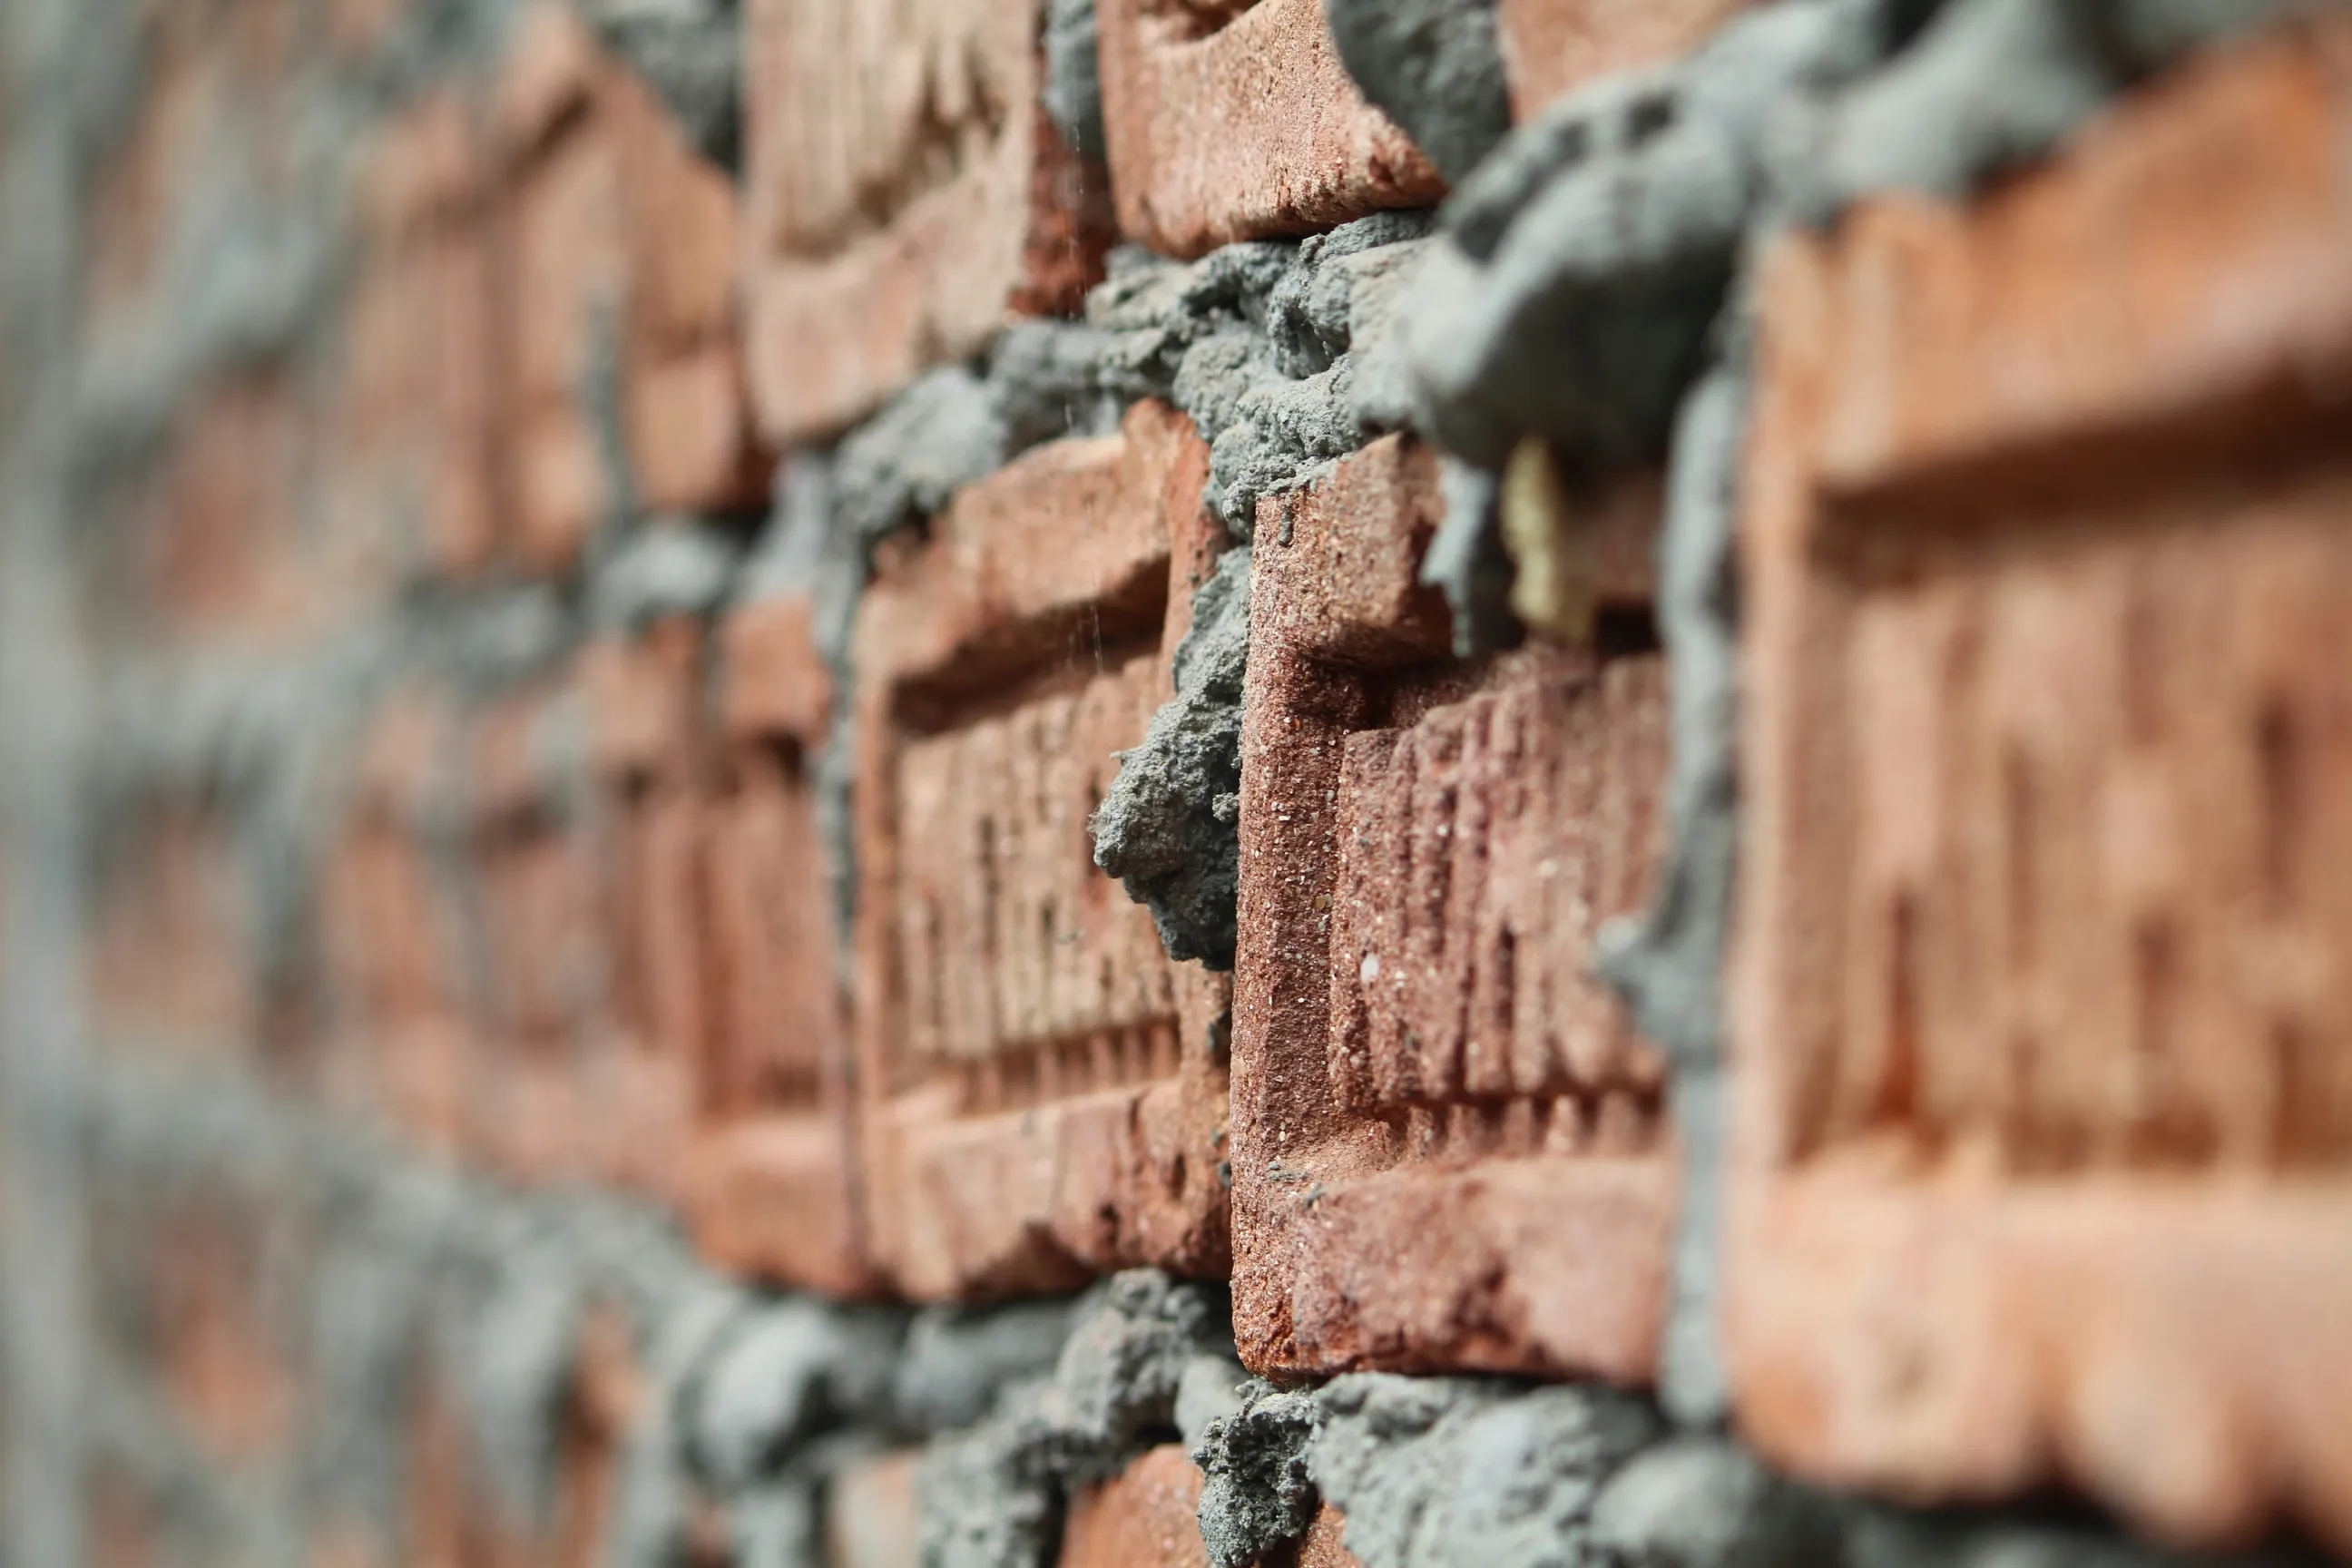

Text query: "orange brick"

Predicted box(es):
[335, 91, 503, 581]
[608, 67, 768, 516]
[741, 0, 1116, 443]
[1492, 0, 1750, 119]
[1061, 1446, 1211, 1568]
[86, 804, 249, 1053]
[688, 594, 876, 1296]
[1231, 434, 1675, 1382]
[584, 622, 712, 1204]
[466, 671, 601, 1181]
[328, 695, 472, 1147]
[150, 1204, 299, 1465]
[1096, 0, 1445, 260]
[1730, 20, 2352, 1556]
[850, 398, 1232, 1297]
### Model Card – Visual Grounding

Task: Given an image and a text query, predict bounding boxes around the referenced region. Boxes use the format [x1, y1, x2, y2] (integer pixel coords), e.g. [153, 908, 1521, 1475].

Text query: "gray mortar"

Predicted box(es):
[894, 1299, 1083, 1434]
[1193, 1378, 1325, 1568]
[570, 0, 743, 171]
[1325, 0, 1514, 182]
[1418, 456, 1518, 658]
[591, 521, 742, 635]
[1090, 546, 1250, 969]
[1042, 0, 1108, 162]
[917, 1270, 1240, 1568]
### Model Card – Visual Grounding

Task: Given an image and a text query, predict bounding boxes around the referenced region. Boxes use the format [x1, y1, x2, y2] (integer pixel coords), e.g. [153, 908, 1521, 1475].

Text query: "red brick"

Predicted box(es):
[151, 1205, 299, 1465]
[1060, 1446, 1210, 1568]
[583, 623, 712, 1204]
[1492, 0, 1750, 119]
[467, 671, 601, 1181]
[328, 695, 473, 1148]
[1096, 0, 1444, 260]
[688, 594, 877, 1296]
[335, 92, 503, 581]
[826, 1450, 923, 1568]
[1292, 1506, 1365, 1568]
[1231, 434, 1675, 1381]
[1730, 20, 2352, 1556]
[499, 5, 628, 573]
[608, 67, 769, 516]
[87, 804, 255, 1057]
[741, 0, 1116, 443]
[83, 15, 223, 315]
[850, 398, 1233, 1298]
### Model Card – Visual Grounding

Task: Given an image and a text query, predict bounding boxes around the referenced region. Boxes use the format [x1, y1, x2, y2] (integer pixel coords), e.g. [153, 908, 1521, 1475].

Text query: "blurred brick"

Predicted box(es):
[1061, 1446, 1210, 1568]
[1731, 20, 2352, 1556]
[466, 671, 601, 1181]
[1096, 0, 1443, 260]
[1231, 434, 1675, 1382]
[584, 621, 710, 1206]
[826, 1450, 923, 1568]
[88, 803, 256, 1057]
[151, 1203, 299, 1465]
[334, 90, 503, 581]
[500, 5, 627, 574]
[608, 66, 768, 516]
[1492, 0, 1750, 119]
[327, 694, 473, 1148]
[850, 398, 1232, 1297]
[742, 0, 1116, 443]
[689, 594, 877, 1296]
[84, 15, 222, 316]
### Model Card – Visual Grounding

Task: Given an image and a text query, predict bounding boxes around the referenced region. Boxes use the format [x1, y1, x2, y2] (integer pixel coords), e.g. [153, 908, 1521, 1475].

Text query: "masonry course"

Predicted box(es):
[8, 3, 2352, 1568]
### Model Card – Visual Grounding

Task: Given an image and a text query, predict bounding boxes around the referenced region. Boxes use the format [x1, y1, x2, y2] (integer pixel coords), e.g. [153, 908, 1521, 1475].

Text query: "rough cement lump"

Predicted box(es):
[1091, 546, 1252, 969]
[1326, 0, 1514, 182]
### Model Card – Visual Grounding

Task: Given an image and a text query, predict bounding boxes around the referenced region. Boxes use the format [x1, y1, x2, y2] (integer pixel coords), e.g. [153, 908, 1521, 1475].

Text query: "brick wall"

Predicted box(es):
[3, 2, 2348, 1567]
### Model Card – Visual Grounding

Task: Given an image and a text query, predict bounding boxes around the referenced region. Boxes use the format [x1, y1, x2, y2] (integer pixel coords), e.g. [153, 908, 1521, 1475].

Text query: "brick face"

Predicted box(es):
[1096, 0, 1444, 259]
[851, 398, 1232, 1297]
[741, 0, 1115, 443]
[687, 594, 877, 1296]
[1491, 0, 1750, 120]
[1231, 434, 1675, 1382]
[1730, 20, 2352, 1555]
[1060, 1446, 1211, 1568]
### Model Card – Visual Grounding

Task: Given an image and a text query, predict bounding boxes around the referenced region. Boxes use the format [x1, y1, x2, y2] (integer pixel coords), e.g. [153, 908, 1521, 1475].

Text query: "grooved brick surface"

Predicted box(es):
[1492, 0, 1750, 120]
[1061, 1445, 1212, 1568]
[852, 398, 1233, 1298]
[1732, 20, 2352, 1555]
[1231, 434, 1676, 1381]
[742, 0, 1115, 444]
[1096, 0, 1445, 259]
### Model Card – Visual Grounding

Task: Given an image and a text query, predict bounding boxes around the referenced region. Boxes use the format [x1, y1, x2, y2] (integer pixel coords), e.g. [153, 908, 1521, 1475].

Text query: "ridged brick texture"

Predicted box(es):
[1096, 0, 1444, 258]
[1231, 434, 1676, 1381]
[851, 397, 1233, 1297]
[741, 0, 1116, 443]
[1732, 17, 2352, 1554]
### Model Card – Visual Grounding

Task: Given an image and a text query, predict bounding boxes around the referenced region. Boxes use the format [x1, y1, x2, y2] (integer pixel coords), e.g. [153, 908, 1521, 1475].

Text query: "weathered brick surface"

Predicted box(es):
[1491, 0, 1749, 120]
[1060, 1445, 1211, 1568]
[1096, 0, 1444, 259]
[688, 593, 877, 1296]
[741, 0, 1115, 443]
[1731, 21, 2352, 1554]
[1231, 434, 1675, 1381]
[851, 398, 1232, 1298]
